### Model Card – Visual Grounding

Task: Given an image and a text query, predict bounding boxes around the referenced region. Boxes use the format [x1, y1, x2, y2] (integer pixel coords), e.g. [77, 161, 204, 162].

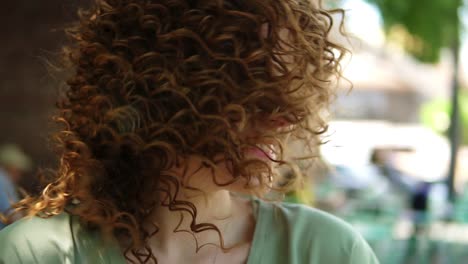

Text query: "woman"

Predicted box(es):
[0, 0, 379, 263]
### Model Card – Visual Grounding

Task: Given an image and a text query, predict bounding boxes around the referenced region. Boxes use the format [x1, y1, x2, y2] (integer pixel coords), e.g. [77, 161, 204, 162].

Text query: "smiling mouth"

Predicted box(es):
[244, 146, 276, 160]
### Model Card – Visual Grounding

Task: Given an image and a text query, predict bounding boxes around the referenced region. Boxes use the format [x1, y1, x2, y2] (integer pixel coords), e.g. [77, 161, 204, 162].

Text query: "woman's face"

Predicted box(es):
[168, 117, 290, 197]
[163, 26, 297, 197]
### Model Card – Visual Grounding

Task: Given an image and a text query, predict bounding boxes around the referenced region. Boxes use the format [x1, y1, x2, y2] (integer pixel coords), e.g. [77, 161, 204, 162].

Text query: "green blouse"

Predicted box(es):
[0, 200, 379, 263]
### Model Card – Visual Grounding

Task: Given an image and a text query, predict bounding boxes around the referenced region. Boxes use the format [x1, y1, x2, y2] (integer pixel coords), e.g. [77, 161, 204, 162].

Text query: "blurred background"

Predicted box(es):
[307, 0, 468, 263]
[0, 0, 467, 263]
[0, 1, 90, 194]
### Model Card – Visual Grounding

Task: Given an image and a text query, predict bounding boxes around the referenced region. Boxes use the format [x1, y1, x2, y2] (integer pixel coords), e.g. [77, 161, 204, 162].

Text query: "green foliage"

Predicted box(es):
[421, 91, 468, 145]
[364, 0, 462, 62]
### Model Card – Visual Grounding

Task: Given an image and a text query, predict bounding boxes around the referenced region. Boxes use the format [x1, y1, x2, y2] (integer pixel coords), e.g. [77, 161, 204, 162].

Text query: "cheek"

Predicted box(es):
[215, 158, 275, 195]
[180, 156, 238, 192]
[181, 154, 275, 194]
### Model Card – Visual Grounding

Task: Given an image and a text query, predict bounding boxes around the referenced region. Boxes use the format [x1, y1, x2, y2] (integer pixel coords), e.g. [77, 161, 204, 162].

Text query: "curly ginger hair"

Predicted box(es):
[8, 0, 346, 262]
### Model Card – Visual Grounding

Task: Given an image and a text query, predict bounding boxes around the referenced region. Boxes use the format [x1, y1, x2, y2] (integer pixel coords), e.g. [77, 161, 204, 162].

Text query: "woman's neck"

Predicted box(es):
[144, 189, 255, 261]
[151, 189, 234, 237]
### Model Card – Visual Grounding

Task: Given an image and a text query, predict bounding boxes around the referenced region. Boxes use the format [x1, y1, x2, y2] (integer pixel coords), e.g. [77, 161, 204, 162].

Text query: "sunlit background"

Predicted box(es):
[309, 0, 468, 263]
[0, 1, 467, 263]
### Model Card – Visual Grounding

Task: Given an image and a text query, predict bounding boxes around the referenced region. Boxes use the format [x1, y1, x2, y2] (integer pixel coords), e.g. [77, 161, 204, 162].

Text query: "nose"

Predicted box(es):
[263, 116, 293, 132]
[269, 117, 290, 128]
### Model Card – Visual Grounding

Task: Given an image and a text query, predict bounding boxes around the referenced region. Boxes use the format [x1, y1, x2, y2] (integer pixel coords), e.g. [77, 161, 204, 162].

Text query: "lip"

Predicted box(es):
[245, 146, 275, 160]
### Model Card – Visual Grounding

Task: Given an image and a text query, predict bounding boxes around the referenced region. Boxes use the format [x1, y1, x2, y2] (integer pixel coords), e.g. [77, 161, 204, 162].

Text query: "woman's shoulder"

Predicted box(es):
[0, 212, 125, 264]
[0, 212, 71, 234]
[291, 203, 357, 233]
[260, 201, 358, 240]
[254, 200, 380, 263]
[0, 213, 76, 263]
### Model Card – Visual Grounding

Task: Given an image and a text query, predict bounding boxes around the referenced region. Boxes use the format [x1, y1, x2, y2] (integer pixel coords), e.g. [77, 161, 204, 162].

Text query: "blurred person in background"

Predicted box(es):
[370, 148, 419, 196]
[371, 148, 431, 219]
[0, 144, 31, 229]
[0, 0, 379, 263]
